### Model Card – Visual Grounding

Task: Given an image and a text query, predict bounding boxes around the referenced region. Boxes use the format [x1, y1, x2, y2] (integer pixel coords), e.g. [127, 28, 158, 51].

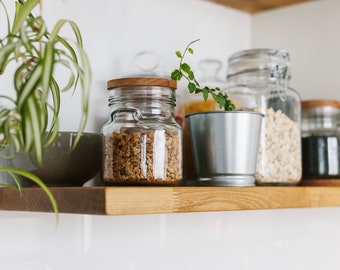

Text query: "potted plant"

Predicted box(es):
[171, 40, 263, 186]
[0, 0, 91, 213]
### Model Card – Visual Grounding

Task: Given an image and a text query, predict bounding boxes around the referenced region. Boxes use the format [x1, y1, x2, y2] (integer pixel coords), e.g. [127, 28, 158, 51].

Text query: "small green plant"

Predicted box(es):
[0, 0, 90, 162]
[0, 0, 92, 219]
[171, 39, 235, 111]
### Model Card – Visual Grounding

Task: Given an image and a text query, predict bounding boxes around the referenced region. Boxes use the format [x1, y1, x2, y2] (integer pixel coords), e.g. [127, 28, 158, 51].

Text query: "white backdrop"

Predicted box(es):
[253, 0, 340, 101]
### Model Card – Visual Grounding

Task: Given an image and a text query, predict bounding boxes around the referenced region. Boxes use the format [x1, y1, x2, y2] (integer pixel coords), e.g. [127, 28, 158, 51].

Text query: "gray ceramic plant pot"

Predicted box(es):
[11, 132, 102, 187]
[0, 149, 31, 187]
[186, 111, 263, 186]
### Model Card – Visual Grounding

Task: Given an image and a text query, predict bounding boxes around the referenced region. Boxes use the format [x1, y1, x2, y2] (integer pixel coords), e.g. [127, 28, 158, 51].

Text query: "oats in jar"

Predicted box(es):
[255, 108, 302, 185]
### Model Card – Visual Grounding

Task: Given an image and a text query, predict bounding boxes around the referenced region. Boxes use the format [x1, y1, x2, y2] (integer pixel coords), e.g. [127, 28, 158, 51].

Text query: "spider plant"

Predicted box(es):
[0, 0, 91, 216]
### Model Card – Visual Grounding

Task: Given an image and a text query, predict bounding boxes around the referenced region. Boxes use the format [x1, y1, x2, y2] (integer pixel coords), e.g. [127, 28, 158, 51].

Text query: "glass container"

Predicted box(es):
[101, 77, 183, 185]
[301, 99, 340, 178]
[226, 49, 302, 185]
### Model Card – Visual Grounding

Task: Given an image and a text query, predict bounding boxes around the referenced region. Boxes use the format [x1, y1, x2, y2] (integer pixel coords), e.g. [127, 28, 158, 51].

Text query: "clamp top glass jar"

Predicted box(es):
[226, 48, 302, 186]
[101, 77, 183, 186]
[301, 99, 340, 179]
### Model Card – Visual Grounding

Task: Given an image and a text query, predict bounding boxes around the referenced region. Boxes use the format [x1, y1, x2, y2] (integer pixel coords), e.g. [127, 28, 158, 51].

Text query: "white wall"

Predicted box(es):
[253, 0, 340, 101]
[0, 0, 251, 133]
[46, 0, 252, 133]
[2, 1, 340, 270]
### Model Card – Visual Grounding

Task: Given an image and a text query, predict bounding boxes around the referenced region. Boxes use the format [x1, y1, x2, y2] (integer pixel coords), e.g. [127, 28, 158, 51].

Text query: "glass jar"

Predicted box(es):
[101, 77, 183, 186]
[226, 49, 302, 186]
[301, 99, 340, 179]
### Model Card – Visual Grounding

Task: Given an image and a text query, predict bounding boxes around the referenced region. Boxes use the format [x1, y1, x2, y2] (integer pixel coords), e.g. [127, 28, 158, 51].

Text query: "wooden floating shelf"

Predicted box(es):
[209, 0, 314, 13]
[1, 186, 340, 216]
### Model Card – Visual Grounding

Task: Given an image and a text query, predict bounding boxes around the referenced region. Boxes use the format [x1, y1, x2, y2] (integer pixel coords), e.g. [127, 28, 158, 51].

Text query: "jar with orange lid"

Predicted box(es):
[101, 77, 183, 186]
[301, 99, 340, 179]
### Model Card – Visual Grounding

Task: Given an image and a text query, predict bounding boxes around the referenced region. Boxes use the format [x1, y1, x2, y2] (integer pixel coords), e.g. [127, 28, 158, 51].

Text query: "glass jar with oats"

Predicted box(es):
[101, 77, 183, 186]
[226, 49, 302, 186]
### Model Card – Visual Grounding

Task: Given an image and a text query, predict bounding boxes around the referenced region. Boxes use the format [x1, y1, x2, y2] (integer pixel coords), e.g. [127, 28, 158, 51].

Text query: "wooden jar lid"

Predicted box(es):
[107, 77, 177, 90]
[301, 99, 340, 108]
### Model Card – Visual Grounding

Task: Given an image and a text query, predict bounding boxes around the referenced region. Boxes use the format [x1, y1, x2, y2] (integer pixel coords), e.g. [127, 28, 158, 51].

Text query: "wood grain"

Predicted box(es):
[104, 186, 340, 215]
[1, 186, 340, 216]
[300, 179, 340, 186]
[208, 0, 313, 13]
[107, 77, 177, 90]
[0, 187, 106, 215]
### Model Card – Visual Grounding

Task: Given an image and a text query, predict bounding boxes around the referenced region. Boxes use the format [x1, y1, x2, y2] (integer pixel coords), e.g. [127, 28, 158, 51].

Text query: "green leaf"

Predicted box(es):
[28, 17, 47, 42]
[17, 64, 43, 110]
[41, 42, 55, 103]
[171, 69, 182, 81]
[188, 71, 195, 80]
[11, 0, 40, 35]
[49, 19, 82, 46]
[0, 166, 59, 222]
[225, 99, 236, 111]
[7, 172, 23, 193]
[27, 95, 43, 164]
[188, 48, 194, 54]
[180, 63, 190, 74]
[64, 20, 83, 46]
[188, 82, 196, 93]
[54, 59, 75, 92]
[43, 117, 59, 148]
[0, 182, 21, 193]
[22, 103, 34, 152]
[217, 93, 226, 108]
[46, 78, 61, 134]
[13, 62, 30, 92]
[0, 42, 19, 74]
[175, 51, 182, 58]
[51, 21, 84, 92]
[202, 88, 208, 101]
[71, 45, 91, 151]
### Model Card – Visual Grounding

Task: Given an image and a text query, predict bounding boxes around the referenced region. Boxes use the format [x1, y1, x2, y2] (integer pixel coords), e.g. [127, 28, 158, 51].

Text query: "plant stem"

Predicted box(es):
[171, 39, 236, 111]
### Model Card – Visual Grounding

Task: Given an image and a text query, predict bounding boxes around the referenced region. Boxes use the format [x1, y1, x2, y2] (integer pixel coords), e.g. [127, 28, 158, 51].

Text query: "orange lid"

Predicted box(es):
[301, 99, 340, 108]
[107, 77, 177, 90]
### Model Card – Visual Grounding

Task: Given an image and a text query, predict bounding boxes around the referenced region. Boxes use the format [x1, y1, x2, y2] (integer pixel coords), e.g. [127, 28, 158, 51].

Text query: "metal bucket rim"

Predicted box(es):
[185, 110, 264, 118]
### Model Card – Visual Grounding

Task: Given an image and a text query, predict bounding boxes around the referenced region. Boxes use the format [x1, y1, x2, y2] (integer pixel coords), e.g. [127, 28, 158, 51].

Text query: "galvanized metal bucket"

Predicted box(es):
[186, 111, 263, 186]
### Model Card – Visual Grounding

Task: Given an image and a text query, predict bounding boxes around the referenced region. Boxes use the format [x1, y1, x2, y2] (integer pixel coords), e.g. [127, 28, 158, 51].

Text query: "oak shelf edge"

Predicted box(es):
[1, 186, 340, 216]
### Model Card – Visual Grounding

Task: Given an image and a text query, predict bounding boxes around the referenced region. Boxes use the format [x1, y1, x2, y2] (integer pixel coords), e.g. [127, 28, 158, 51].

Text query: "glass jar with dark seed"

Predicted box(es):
[301, 99, 340, 179]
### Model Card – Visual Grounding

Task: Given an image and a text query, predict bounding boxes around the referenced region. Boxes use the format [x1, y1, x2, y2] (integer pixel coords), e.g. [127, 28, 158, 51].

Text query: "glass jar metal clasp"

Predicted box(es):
[270, 50, 290, 102]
